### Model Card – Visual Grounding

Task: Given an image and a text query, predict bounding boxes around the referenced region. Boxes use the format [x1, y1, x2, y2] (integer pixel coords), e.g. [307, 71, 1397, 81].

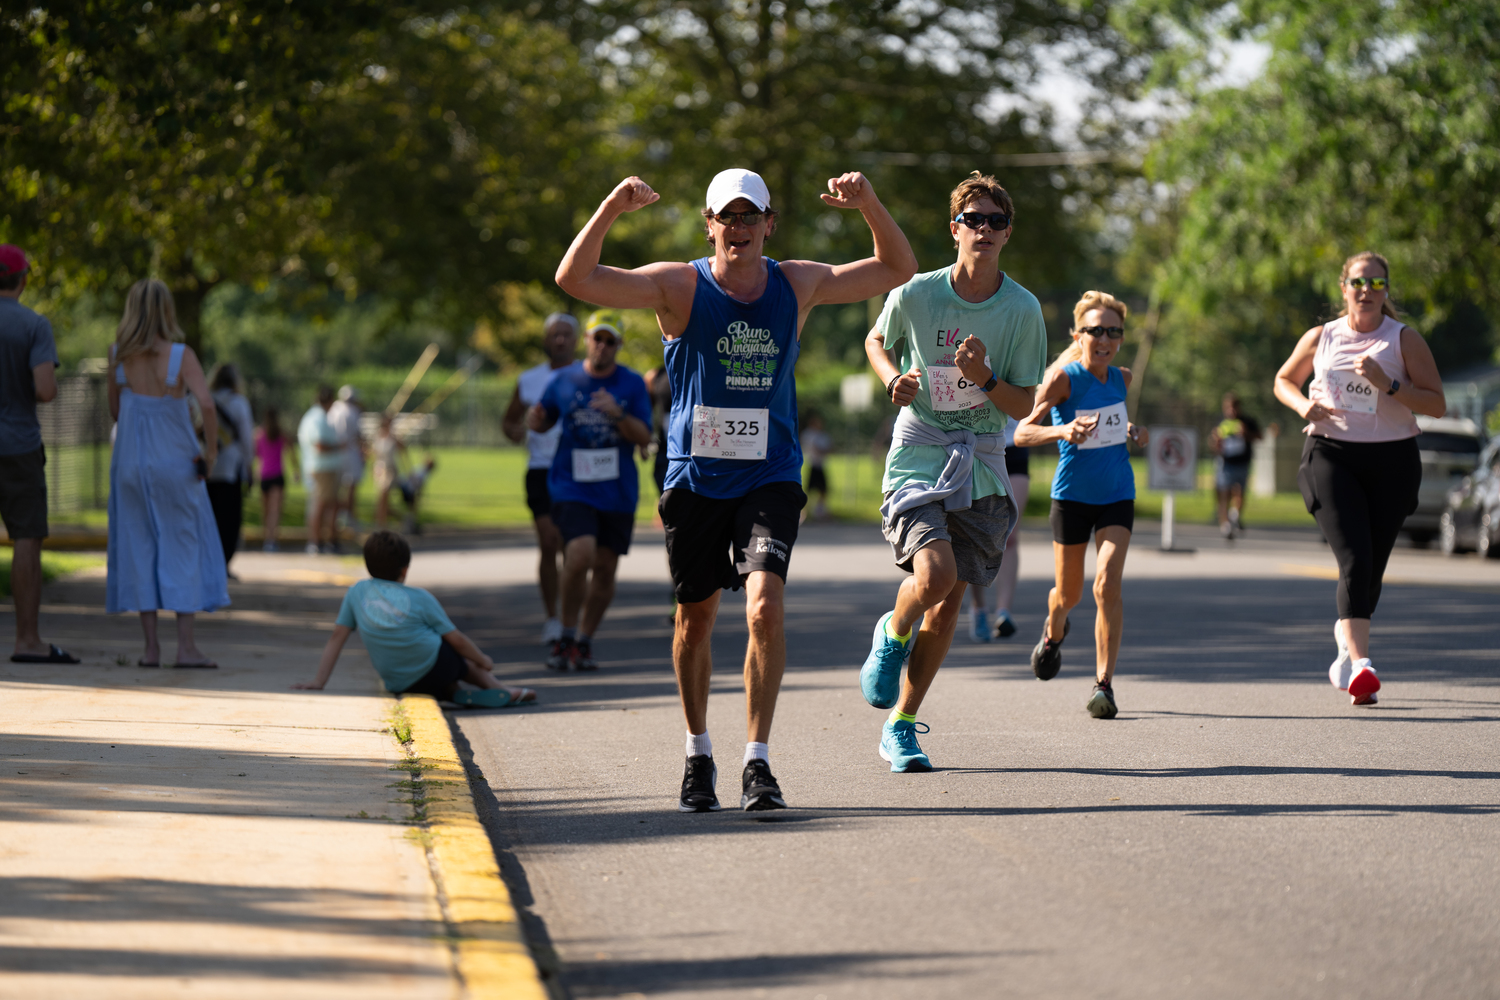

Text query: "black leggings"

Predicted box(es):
[1297, 435, 1421, 619]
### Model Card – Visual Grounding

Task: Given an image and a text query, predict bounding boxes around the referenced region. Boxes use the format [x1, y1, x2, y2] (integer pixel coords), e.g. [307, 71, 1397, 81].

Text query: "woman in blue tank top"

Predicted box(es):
[1014, 290, 1148, 720]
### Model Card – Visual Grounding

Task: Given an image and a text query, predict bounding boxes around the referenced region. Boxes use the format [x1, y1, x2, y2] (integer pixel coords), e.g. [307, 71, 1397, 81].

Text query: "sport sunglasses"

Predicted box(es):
[953, 211, 1012, 231]
[1343, 276, 1388, 291]
[711, 210, 766, 227]
[1077, 325, 1125, 339]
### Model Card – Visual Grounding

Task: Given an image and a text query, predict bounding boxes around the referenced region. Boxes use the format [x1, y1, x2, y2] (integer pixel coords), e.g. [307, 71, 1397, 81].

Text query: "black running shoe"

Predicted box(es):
[1030, 617, 1069, 680]
[740, 758, 787, 811]
[679, 754, 720, 812]
[1086, 680, 1118, 719]
[545, 638, 574, 671]
[573, 638, 598, 671]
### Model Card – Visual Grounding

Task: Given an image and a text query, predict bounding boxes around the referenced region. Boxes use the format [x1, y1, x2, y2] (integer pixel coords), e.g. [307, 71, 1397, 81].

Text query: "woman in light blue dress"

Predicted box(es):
[106, 279, 229, 667]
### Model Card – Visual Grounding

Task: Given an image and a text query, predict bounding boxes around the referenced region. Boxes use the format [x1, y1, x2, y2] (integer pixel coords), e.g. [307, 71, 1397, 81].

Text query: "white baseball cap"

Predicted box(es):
[705, 168, 771, 214]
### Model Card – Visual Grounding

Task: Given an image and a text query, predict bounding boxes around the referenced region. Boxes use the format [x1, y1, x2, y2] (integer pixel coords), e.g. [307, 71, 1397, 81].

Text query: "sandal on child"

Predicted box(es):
[452, 688, 535, 709]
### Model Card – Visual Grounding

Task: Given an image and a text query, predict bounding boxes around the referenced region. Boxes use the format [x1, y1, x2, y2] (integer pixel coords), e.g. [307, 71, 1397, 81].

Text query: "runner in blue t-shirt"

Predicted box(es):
[556, 167, 917, 812]
[527, 311, 652, 672]
[1014, 290, 1149, 720]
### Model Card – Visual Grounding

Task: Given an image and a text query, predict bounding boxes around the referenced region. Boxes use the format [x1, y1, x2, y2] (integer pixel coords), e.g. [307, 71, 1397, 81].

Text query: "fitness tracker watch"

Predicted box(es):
[1386, 379, 1400, 396]
[981, 372, 998, 393]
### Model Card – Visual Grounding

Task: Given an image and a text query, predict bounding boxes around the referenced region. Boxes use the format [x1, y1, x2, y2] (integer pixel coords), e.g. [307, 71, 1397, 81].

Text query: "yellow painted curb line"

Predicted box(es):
[401, 694, 550, 1000]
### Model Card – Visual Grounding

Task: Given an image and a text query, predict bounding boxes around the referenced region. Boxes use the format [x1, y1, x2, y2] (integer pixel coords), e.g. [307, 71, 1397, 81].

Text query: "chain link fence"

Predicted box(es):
[38, 372, 112, 518]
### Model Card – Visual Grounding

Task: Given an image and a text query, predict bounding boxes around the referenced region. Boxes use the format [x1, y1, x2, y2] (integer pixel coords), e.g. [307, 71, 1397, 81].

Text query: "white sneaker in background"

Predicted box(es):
[1329, 620, 1352, 690]
[541, 617, 563, 645]
[305, 543, 320, 556]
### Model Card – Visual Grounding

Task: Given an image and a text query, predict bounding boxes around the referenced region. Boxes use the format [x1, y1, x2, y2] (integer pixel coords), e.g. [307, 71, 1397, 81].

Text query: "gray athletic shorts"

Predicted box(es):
[881, 493, 1012, 588]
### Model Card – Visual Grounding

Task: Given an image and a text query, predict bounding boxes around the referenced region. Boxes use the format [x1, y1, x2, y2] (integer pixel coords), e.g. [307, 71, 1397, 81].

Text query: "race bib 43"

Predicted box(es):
[1076, 402, 1128, 450]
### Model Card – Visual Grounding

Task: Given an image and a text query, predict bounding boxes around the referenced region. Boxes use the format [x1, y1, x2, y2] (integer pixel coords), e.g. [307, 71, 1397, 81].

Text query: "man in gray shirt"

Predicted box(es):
[1, 245, 78, 663]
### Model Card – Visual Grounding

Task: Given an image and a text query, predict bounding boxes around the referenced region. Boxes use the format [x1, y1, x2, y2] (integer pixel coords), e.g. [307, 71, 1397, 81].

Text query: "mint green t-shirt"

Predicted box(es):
[877, 267, 1048, 499]
[335, 578, 457, 693]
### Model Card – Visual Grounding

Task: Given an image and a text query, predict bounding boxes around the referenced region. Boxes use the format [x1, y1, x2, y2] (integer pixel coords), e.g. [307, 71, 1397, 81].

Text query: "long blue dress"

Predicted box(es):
[106, 343, 230, 614]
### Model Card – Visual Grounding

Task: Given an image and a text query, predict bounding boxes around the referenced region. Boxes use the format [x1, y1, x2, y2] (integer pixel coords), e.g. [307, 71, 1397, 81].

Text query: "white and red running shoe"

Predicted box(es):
[1348, 659, 1380, 706]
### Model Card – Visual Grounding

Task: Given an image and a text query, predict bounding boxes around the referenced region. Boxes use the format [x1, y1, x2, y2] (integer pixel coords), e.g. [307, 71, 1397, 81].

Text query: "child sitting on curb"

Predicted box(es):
[294, 530, 536, 708]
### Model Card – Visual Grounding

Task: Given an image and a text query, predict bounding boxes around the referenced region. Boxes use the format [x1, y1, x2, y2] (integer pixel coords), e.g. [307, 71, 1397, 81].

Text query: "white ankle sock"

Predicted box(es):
[744, 741, 768, 765]
[1353, 657, 1373, 672]
[686, 731, 712, 758]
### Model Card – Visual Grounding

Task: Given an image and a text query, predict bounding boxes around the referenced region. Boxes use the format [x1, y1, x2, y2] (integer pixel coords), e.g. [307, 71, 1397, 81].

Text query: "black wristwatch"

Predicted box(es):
[981, 372, 998, 393]
[1386, 379, 1400, 396]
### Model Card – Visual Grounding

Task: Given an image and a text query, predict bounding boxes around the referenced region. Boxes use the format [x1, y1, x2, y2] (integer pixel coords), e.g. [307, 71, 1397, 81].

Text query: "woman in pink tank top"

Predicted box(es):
[1273, 251, 1446, 706]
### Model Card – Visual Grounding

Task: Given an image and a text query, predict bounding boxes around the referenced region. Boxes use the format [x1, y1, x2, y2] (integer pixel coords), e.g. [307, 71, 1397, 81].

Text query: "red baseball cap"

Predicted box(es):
[0, 245, 30, 276]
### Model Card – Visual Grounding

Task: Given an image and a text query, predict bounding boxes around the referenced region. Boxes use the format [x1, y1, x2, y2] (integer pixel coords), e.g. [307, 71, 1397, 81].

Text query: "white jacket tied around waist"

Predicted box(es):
[879, 407, 1019, 532]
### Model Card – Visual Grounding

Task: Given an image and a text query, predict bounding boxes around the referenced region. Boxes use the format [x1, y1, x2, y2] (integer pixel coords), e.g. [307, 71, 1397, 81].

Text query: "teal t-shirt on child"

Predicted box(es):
[335, 578, 457, 693]
[877, 267, 1048, 500]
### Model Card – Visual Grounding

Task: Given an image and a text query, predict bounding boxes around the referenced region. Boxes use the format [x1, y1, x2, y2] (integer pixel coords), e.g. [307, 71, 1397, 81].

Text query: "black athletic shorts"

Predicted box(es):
[660, 480, 807, 604]
[401, 637, 467, 697]
[0, 446, 48, 540]
[259, 474, 285, 495]
[551, 500, 635, 555]
[806, 464, 829, 495]
[525, 468, 551, 518]
[1004, 444, 1030, 477]
[1049, 497, 1135, 545]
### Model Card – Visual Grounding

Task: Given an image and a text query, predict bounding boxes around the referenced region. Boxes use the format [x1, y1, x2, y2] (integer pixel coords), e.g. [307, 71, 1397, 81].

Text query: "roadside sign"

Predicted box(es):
[840, 373, 874, 413]
[1148, 426, 1198, 492]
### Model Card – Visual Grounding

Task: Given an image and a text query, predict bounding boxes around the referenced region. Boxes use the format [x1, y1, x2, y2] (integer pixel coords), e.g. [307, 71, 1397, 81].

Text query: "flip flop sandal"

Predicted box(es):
[137, 659, 161, 668]
[452, 688, 535, 709]
[10, 644, 82, 664]
[169, 661, 219, 669]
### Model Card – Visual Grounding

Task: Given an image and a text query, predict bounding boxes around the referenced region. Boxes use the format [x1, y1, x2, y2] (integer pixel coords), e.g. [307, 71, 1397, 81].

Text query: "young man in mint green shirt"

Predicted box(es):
[859, 172, 1048, 772]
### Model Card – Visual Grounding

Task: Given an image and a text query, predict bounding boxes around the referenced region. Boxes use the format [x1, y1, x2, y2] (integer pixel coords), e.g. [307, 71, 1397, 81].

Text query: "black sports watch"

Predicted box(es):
[1386, 379, 1400, 396]
[981, 372, 998, 393]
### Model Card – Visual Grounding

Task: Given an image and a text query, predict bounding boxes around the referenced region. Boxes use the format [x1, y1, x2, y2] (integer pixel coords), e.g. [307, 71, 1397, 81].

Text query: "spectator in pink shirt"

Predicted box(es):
[253, 408, 297, 552]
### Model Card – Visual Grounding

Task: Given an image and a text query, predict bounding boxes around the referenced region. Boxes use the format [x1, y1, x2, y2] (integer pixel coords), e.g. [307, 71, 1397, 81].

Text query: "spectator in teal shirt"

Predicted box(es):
[294, 531, 536, 708]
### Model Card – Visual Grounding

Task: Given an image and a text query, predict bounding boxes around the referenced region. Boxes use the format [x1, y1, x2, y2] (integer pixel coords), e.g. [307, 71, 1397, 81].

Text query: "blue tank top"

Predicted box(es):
[663, 257, 802, 498]
[1050, 361, 1135, 505]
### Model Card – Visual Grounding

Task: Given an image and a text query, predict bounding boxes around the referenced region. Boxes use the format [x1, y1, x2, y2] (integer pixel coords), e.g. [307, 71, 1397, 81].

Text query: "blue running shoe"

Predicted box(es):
[860, 612, 912, 709]
[968, 608, 991, 643]
[879, 718, 933, 772]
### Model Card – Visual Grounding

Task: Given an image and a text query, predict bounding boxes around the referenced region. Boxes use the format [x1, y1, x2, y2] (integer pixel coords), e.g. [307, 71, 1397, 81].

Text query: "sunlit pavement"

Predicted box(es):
[433, 519, 1500, 1000]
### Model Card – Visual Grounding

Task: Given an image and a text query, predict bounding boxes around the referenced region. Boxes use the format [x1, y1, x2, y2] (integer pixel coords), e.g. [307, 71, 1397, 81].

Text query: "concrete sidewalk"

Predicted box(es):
[0, 564, 544, 999]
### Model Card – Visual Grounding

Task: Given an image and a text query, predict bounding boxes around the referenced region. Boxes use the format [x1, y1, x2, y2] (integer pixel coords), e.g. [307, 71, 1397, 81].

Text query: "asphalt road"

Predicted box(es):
[433, 522, 1500, 1000]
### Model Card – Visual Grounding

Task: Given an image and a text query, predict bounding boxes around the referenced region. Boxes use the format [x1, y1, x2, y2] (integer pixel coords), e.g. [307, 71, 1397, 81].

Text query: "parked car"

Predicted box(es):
[1404, 416, 1484, 546]
[1440, 436, 1500, 558]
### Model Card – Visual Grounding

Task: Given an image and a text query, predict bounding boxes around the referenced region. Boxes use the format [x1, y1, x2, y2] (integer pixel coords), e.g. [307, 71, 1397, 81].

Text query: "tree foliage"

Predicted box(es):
[1, 2, 603, 352]
[1126, 0, 1500, 339]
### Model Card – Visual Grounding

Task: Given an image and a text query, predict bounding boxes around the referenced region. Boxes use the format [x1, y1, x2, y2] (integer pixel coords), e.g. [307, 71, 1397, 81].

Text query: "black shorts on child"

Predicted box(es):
[400, 638, 467, 696]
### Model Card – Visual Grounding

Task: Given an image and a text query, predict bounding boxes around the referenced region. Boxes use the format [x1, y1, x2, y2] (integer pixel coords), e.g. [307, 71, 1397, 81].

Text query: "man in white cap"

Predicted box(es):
[556, 167, 917, 812]
[502, 312, 581, 644]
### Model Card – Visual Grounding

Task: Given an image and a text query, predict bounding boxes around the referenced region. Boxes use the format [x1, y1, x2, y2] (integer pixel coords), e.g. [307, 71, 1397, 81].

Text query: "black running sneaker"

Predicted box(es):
[573, 638, 598, 671]
[545, 638, 574, 671]
[740, 758, 786, 811]
[1086, 680, 1118, 719]
[1030, 617, 1069, 680]
[679, 754, 720, 812]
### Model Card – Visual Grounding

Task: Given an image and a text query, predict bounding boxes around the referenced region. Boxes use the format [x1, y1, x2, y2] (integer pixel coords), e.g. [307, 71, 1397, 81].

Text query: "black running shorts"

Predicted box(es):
[660, 480, 807, 604]
[550, 500, 635, 556]
[1049, 497, 1135, 546]
[524, 468, 552, 518]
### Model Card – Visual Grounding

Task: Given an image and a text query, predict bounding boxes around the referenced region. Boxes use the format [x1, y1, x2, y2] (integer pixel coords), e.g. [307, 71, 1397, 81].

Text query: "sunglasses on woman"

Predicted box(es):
[1343, 277, 1388, 291]
[1077, 325, 1124, 339]
[712, 210, 765, 227]
[953, 211, 1012, 231]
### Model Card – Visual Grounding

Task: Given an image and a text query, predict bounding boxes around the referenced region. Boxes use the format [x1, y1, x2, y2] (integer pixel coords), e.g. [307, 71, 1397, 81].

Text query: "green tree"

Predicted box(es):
[1, 2, 604, 353]
[1121, 0, 1500, 366]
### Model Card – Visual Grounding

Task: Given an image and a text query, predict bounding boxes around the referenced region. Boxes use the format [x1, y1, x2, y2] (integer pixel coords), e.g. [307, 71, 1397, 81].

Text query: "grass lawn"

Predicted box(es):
[0, 548, 104, 599]
[48, 446, 1316, 532]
